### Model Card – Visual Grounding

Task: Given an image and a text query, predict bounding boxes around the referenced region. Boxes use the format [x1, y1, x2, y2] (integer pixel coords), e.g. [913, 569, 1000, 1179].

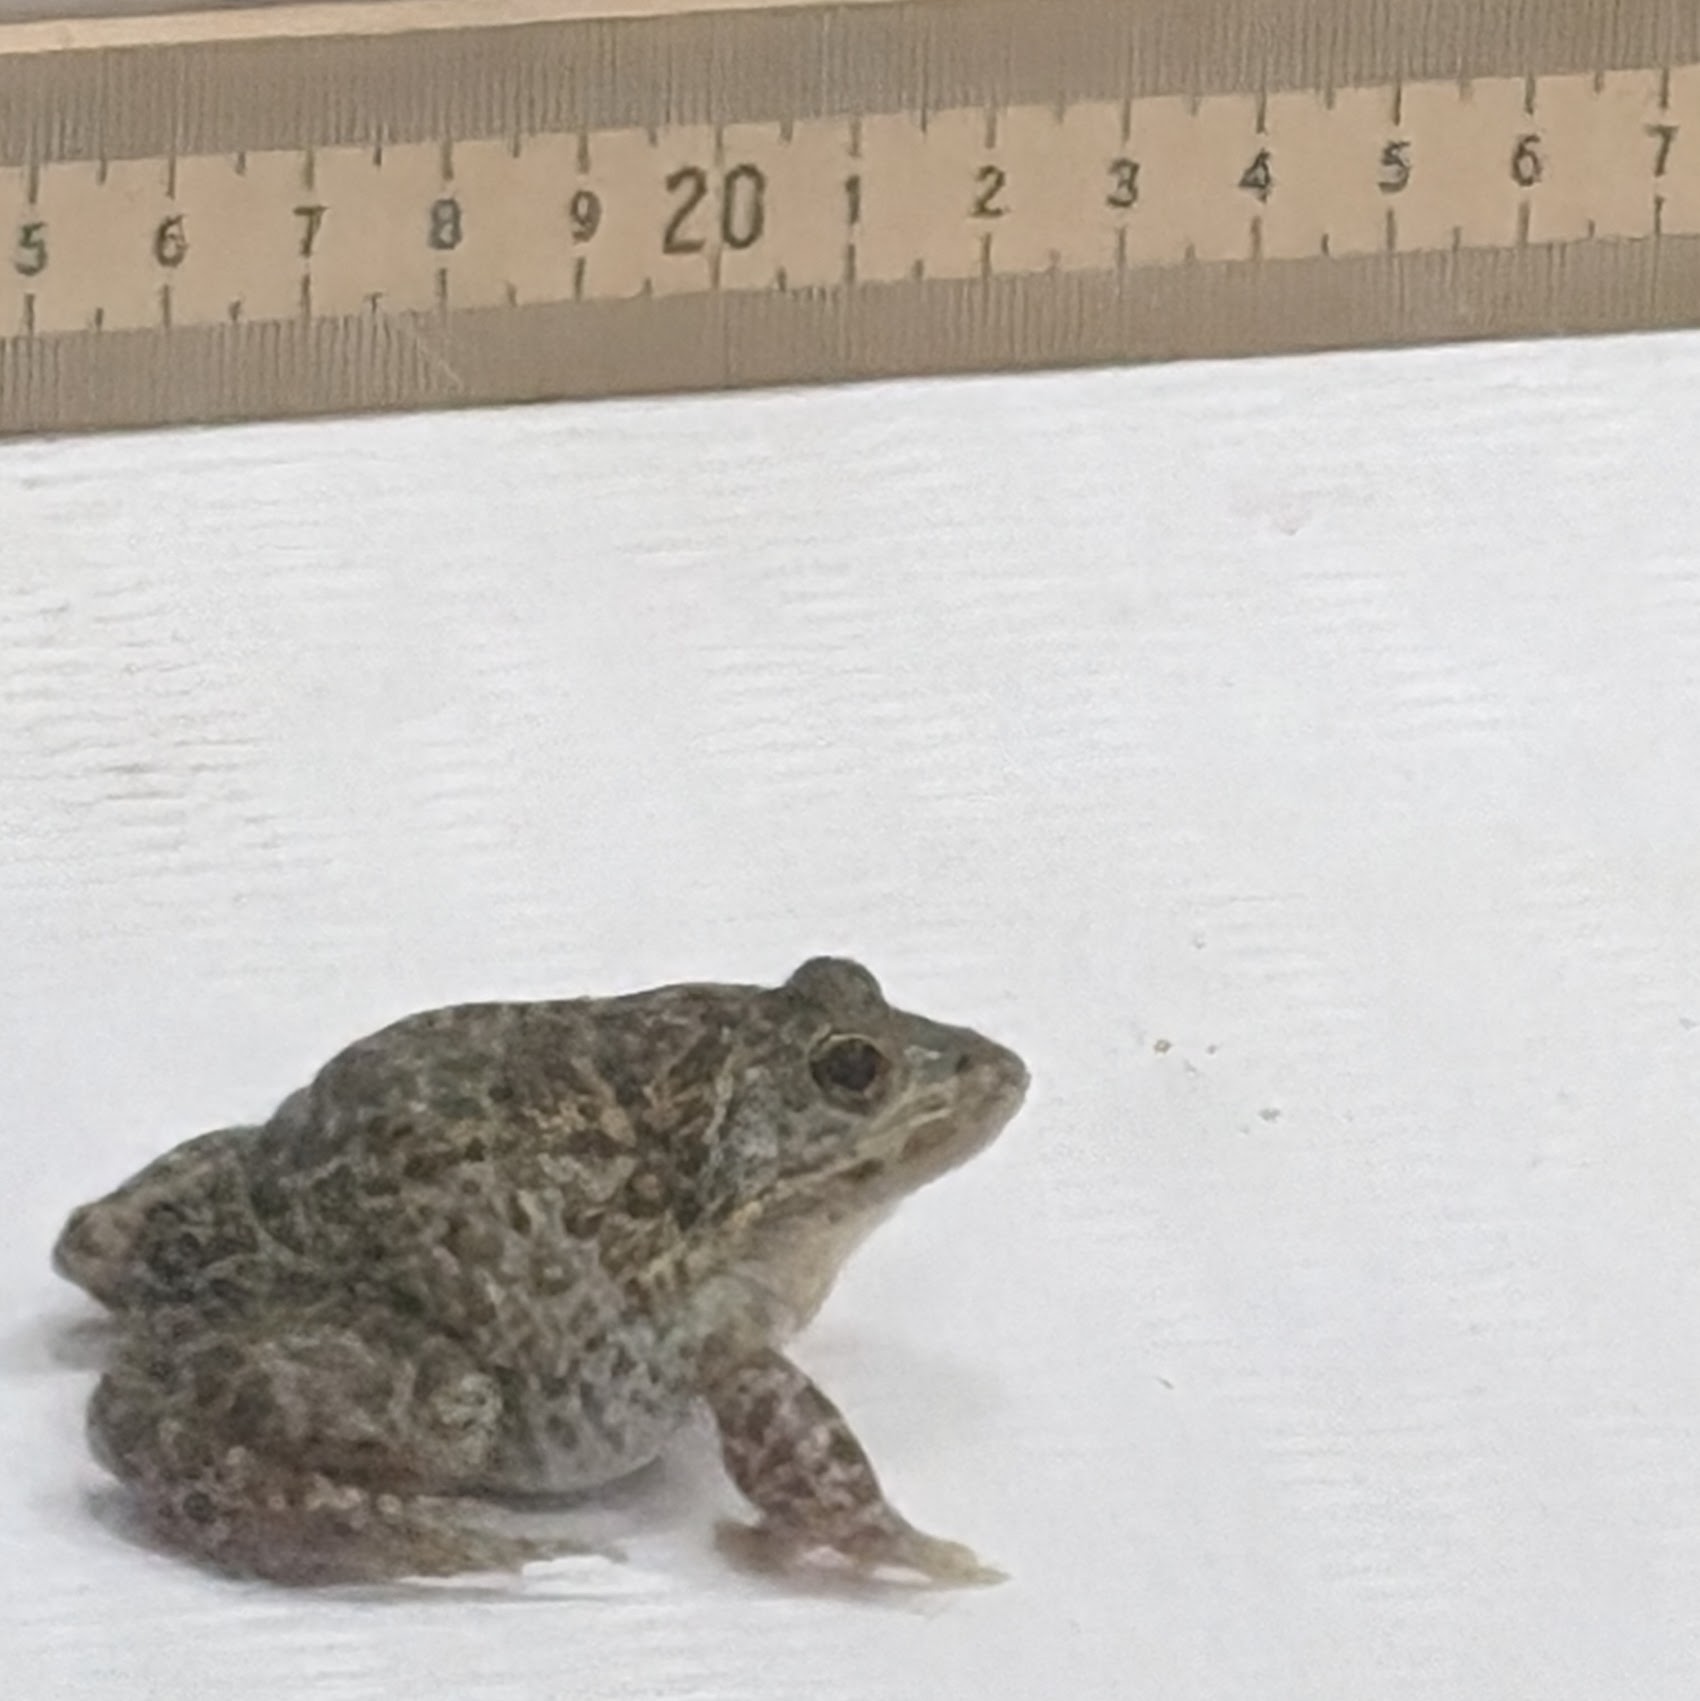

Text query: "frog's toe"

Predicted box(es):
[716, 1514, 1006, 1589]
[847, 1521, 1007, 1588]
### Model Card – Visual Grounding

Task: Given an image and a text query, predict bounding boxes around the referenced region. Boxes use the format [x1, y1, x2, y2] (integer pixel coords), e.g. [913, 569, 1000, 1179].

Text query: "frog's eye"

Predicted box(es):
[809, 1035, 890, 1106]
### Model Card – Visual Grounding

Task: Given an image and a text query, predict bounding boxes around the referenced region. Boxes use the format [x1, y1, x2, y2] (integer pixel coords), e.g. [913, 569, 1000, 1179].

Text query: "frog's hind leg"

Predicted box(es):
[53, 1125, 265, 1311]
[88, 1309, 566, 1584]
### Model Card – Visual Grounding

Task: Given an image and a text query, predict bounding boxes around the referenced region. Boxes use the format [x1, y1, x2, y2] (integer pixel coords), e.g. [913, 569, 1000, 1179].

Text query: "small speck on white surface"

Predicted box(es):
[5, 325, 1700, 1701]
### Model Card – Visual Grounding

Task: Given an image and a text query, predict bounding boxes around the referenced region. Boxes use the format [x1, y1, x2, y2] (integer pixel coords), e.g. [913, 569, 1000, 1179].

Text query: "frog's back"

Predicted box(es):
[54, 982, 762, 1321]
[233, 989, 762, 1349]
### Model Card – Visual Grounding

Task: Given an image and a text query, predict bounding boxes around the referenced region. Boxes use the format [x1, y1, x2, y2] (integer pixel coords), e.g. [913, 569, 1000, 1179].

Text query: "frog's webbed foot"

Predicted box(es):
[703, 1345, 1004, 1588]
[715, 1512, 1005, 1588]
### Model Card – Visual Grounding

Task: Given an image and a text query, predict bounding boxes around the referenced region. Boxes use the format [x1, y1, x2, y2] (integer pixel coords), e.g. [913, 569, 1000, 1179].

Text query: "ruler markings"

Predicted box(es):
[2, 75, 1697, 338]
[0, 0, 1697, 434]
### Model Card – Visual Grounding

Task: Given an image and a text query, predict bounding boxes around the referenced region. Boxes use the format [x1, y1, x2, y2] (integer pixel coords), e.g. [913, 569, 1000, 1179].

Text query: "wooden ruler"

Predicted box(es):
[1, 0, 1698, 436]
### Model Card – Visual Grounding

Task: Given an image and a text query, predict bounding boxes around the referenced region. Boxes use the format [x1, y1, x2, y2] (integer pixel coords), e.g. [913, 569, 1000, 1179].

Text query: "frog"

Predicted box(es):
[51, 956, 1029, 1588]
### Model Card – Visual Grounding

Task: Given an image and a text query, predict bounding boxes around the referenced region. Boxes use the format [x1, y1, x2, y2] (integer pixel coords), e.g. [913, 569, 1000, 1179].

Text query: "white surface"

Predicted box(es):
[3, 333, 1700, 1701]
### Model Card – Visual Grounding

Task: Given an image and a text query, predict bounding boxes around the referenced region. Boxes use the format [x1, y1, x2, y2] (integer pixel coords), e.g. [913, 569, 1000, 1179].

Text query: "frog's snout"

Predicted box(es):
[954, 1030, 1030, 1116]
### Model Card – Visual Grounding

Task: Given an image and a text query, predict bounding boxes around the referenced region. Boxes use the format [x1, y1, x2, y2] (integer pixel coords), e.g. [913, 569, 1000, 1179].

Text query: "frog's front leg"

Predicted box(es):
[703, 1345, 1003, 1586]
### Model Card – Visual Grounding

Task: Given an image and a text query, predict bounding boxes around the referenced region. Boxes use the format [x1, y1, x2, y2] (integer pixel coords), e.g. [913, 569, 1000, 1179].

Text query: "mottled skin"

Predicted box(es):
[53, 958, 1028, 1586]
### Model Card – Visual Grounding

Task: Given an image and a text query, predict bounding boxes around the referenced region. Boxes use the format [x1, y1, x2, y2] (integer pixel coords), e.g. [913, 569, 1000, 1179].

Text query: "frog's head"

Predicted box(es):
[724, 957, 1029, 1235]
[681, 957, 1029, 1339]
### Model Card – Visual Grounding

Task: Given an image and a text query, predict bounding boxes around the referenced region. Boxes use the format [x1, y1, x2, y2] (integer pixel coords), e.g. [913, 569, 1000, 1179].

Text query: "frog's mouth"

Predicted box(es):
[722, 1039, 1028, 1337]
[891, 1041, 1029, 1185]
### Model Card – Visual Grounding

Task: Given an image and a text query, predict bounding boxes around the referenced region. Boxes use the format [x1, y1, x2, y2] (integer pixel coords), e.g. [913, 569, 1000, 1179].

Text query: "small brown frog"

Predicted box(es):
[53, 958, 1028, 1587]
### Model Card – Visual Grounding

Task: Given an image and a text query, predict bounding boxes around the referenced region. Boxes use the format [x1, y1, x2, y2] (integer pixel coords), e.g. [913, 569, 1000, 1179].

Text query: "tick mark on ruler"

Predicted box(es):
[1255, 91, 1267, 134]
[843, 244, 857, 285]
[1119, 95, 1132, 143]
[21, 294, 34, 336]
[1392, 81, 1403, 125]
[848, 116, 863, 159]
[166, 154, 177, 199]
[96, 157, 108, 186]
[1660, 65, 1672, 110]
[440, 138, 455, 181]
[1655, 194, 1666, 236]
[979, 232, 994, 278]
[1384, 208, 1398, 252]
[24, 159, 37, 203]
[295, 278, 307, 319]
[435, 268, 449, 308]
[1517, 201, 1531, 245]
[91, 306, 104, 331]
[234, 150, 247, 177]
[302, 149, 315, 192]
[1523, 75, 1538, 116]
[505, 282, 518, 307]
[159, 285, 172, 329]
[577, 131, 592, 172]
[372, 138, 385, 167]
[573, 256, 587, 299]
[509, 132, 523, 159]
[230, 298, 244, 324]
[984, 106, 999, 149]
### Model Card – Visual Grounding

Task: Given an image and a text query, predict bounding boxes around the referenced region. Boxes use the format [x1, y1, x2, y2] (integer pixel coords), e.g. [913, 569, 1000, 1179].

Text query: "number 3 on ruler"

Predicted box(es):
[1106, 158, 1140, 208]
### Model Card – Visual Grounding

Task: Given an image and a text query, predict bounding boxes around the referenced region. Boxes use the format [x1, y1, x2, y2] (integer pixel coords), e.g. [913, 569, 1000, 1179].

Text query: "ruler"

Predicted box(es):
[1, 0, 1698, 436]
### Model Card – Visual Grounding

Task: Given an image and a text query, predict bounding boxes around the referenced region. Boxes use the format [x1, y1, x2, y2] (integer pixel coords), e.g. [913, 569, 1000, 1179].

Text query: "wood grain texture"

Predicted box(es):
[4, 328, 1700, 1693]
